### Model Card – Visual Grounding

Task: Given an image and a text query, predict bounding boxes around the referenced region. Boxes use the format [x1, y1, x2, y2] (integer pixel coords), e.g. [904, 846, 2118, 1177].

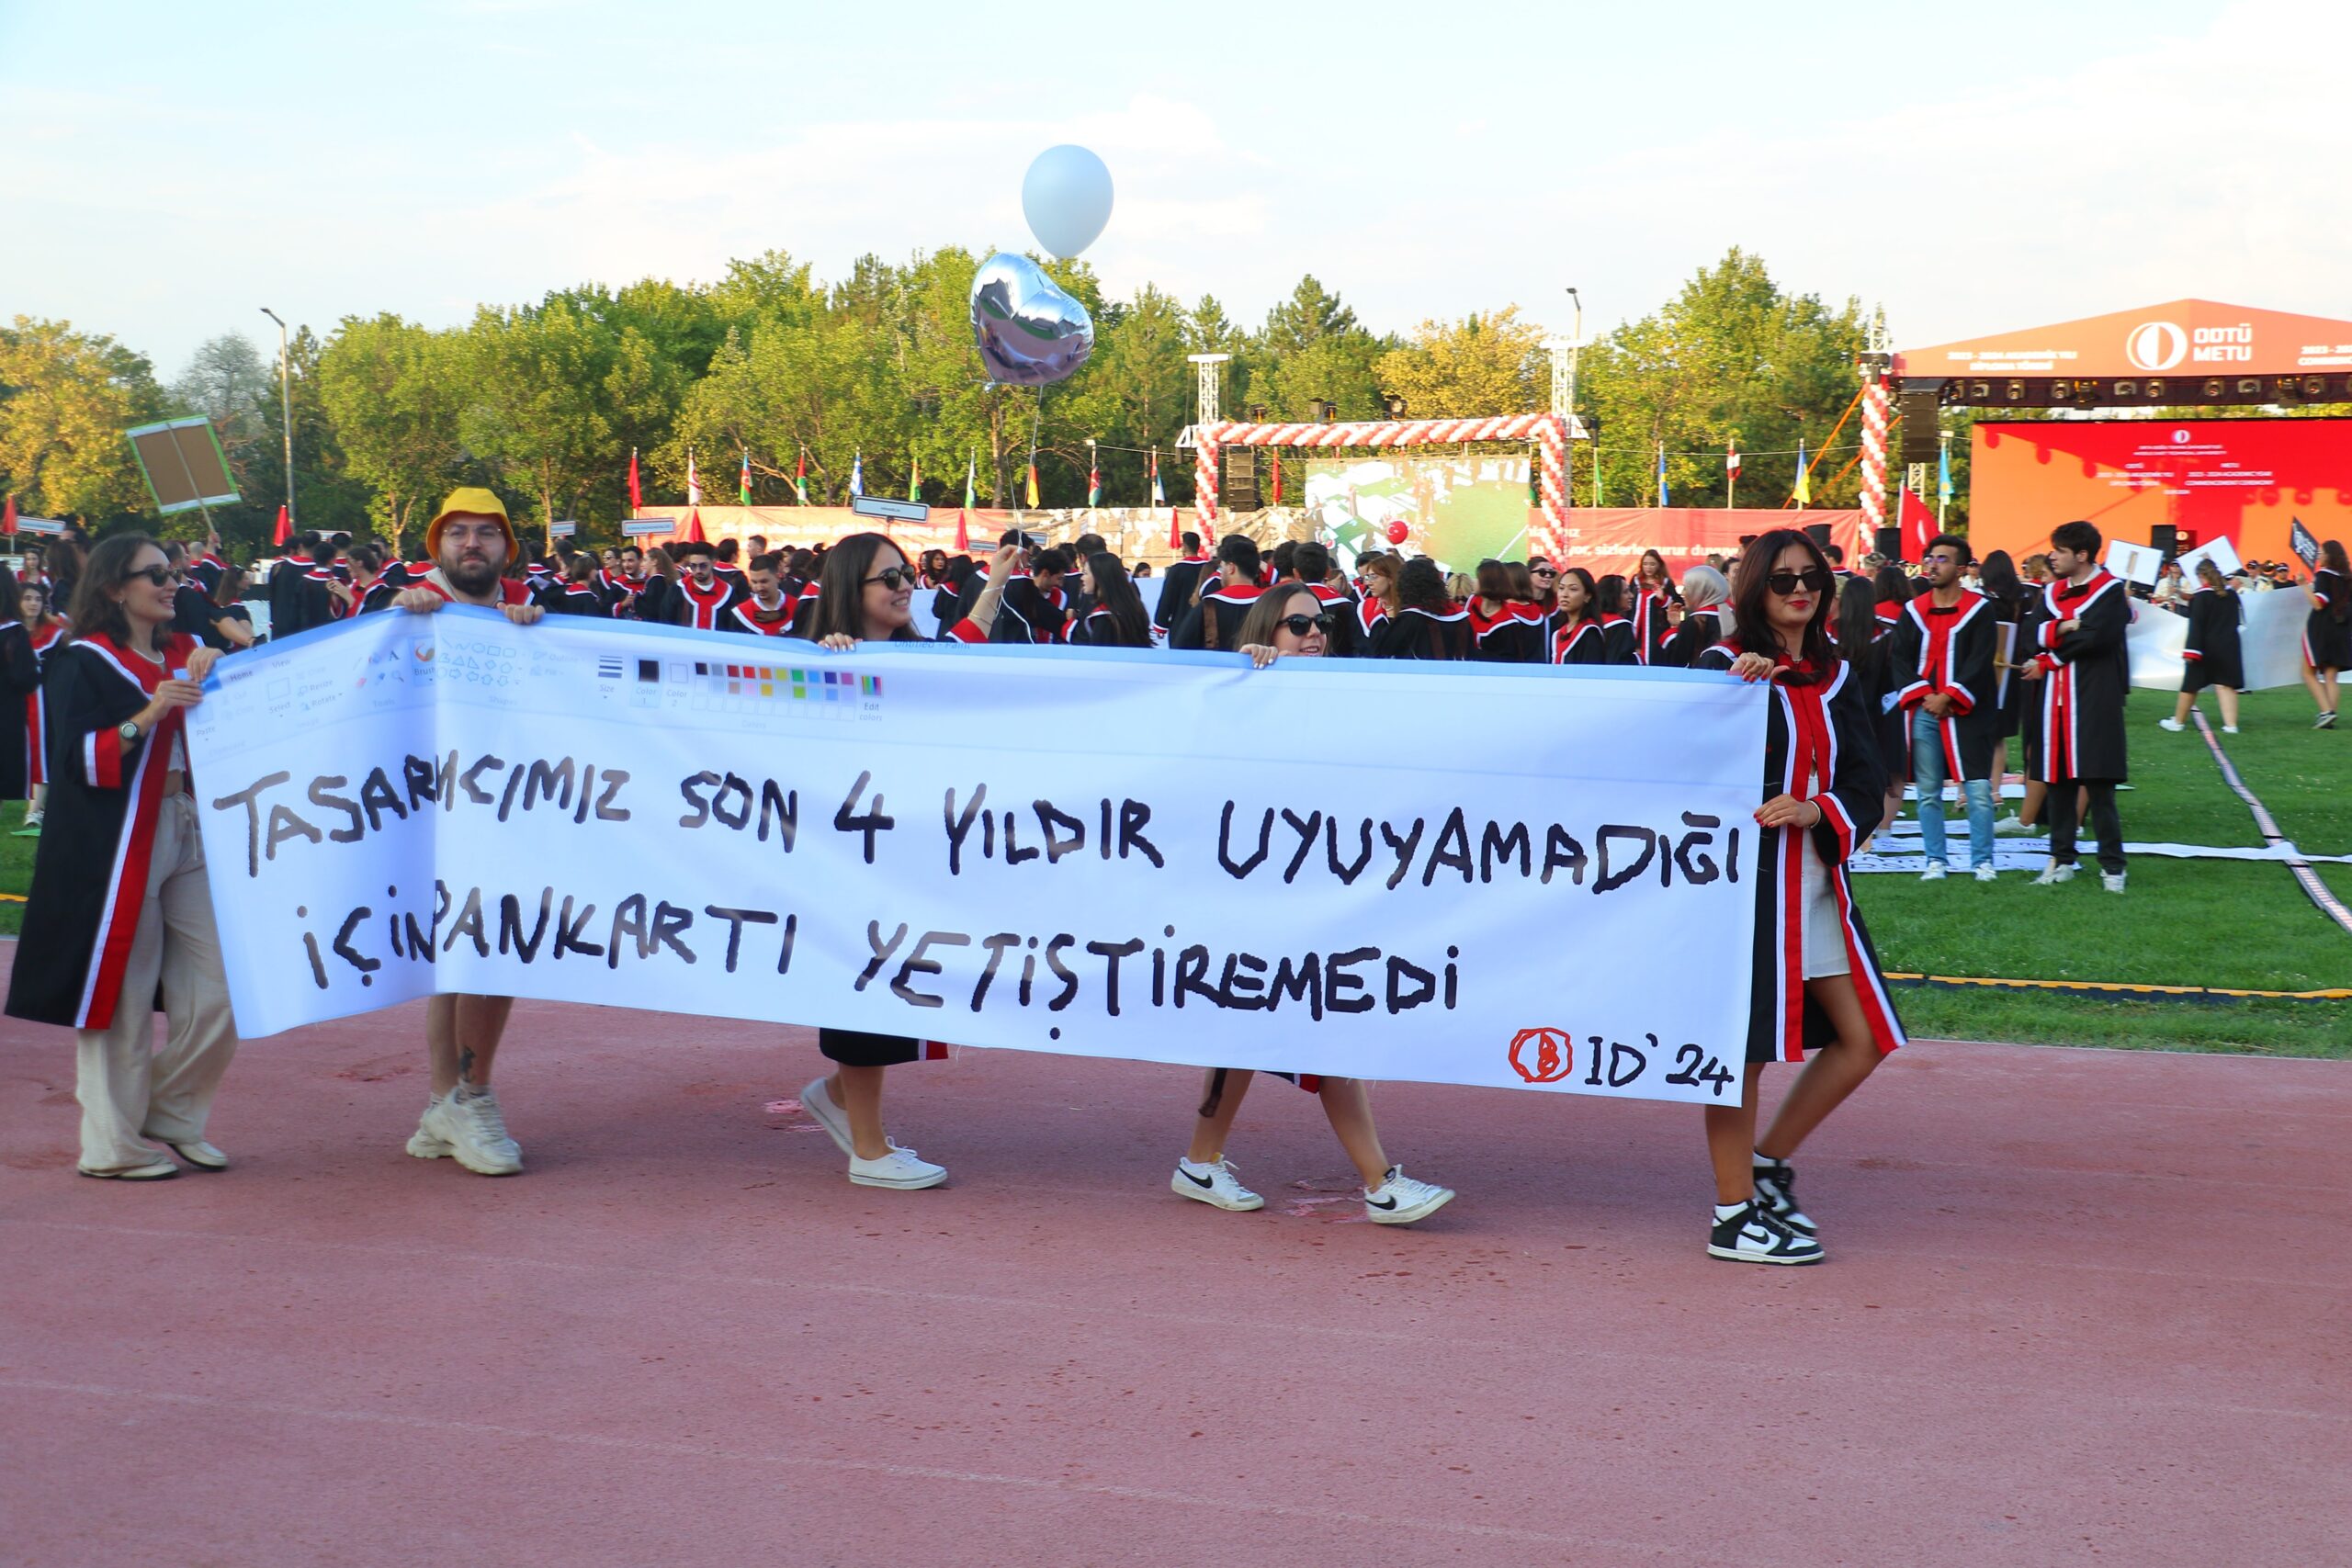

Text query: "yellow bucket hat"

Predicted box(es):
[425, 487, 519, 558]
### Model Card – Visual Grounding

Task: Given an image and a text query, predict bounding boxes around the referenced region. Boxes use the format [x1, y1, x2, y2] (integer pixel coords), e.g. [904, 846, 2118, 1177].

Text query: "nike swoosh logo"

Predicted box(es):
[1180, 1168, 1214, 1188]
[1741, 1225, 1776, 1247]
[1368, 1195, 1398, 1210]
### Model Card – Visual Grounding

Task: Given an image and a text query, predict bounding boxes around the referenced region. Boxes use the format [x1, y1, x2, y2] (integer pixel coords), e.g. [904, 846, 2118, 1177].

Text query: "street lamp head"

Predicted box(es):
[260, 306, 285, 327]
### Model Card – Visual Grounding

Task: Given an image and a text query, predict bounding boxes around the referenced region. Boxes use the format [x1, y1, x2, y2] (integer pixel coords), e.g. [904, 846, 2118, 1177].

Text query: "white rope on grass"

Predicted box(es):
[2191, 712, 2352, 937]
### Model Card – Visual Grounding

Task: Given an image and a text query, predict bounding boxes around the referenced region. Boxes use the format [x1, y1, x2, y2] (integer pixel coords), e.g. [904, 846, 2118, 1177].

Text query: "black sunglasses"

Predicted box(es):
[1765, 568, 1832, 596]
[1278, 613, 1333, 637]
[1530, 566, 1558, 579]
[128, 565, 175, 588]
[863, 567, 912, 591]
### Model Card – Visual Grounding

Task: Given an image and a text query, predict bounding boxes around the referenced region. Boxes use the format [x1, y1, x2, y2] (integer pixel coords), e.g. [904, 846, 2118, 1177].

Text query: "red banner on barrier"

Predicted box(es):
[1546, 508, 1867, 579]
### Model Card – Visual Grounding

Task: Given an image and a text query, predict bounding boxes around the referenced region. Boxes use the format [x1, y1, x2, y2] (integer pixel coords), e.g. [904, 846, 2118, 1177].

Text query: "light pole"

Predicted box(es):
[260, 307, 295, 537]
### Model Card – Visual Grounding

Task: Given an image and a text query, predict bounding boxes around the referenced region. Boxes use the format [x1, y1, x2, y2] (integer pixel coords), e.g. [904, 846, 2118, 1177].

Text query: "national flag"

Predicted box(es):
[1149, 450, 1164, 506]
[1792, 439, 1811, 506]
[1087, 451, 1101, 508]
[739, 450, 752, 504]
[1899, 486, 1935, 562]
[628, 448, 642, 512]
[272, 503, 291, 547]
[1024, 459, 1039, 509]
[1937, 441, 1952, 507]
[963, 452, 977, 510]
[1166, 506, 1182, 549]
[907, 454, 921, 503]
[685, 450, 701, 506]
[794, 446, 808, 506]
[2290, 517, 2322, 569]
[850, 451, 864, 498]
[1272, 457, 1283, 507]
[678, 506, 707, 545]
[1725, 438, 1741, 480]
[953, 509, 970, 552]
[1, 494, 15, 537]
[1656, 442, 1668, 507]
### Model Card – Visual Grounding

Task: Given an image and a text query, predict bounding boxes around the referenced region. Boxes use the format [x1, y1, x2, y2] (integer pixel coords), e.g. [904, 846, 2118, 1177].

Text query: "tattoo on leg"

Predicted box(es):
[458, 1046, 477, 1084]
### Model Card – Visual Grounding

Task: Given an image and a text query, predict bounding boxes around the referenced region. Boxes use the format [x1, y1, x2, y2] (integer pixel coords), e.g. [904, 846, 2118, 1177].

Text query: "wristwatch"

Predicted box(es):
[118, 719, 142, 745]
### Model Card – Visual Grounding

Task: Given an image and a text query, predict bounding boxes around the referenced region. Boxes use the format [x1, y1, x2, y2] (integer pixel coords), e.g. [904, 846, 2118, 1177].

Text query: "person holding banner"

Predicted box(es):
[2302, 539, 2347, 729]
[1699, 529, 1905, 1265]
[2163, 560, 2244, 735]
[6, 535, 238, 1179]
[2019, 521, 2131, 891]
[1167, 585, 1456, 1224]
[390, 491, 545, 1175]
[792, 533, 950, 1190]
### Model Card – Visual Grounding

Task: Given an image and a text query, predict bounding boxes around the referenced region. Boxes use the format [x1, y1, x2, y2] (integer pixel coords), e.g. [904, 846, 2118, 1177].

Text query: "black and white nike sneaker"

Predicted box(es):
[1708, 1200, 1826, 1265]
[1172, 1157, 1263, 1211]
[1751, 1156, 1816, 1237]
[1363, 1166, 1454, 1225]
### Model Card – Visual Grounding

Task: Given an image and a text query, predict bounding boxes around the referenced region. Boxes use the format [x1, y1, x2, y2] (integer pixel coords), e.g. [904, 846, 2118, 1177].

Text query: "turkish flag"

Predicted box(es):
[677, 506, 707, 545]
[1, 494, 15, 537]
[272, 503, 291, 547]
[1898, 486, 1935, 562]
[953, 509, 970, 553]
[1166, 507, 1181, 549]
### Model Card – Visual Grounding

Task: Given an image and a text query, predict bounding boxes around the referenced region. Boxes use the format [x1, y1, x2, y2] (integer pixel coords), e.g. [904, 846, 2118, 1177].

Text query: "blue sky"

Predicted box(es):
[4, 0, 2339, 380]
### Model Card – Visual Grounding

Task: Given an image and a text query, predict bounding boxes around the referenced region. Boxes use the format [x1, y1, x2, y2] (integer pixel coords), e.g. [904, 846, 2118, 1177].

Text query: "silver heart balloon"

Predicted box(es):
[969, 253, 1095, 387]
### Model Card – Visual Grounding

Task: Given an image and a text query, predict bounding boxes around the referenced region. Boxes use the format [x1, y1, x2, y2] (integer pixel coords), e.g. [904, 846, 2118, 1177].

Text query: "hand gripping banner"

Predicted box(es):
[186, 612, 1767, 1105]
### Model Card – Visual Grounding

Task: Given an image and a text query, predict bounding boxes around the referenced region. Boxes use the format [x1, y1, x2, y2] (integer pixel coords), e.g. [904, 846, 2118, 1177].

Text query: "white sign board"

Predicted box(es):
[2104, 538, 2163, 586]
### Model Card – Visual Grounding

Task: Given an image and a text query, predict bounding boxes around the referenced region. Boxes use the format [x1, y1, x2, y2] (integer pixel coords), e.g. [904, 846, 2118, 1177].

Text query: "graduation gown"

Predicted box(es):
[1468, 600, 1544, 664]
[990, 577, 1071, 644]
[1170, 583, 1264, 652]
[1300, 582, 1362, 658]
[1694, 644, 1906, 1066]
[0, 621, 40, 800]
[1069, 604, 1154, 649]
[723, 598, 797, 637]
[23, 623, 62, 789]
[1550, 618, 1607, 667]
[669, 574, 750, 631]
[2026, 570, 2132, 784]
[2182, 586, 2245, 692]
[549, 580, 612, 616]
[1370, 604, 1472, 660]
[1658, 609, 1724, 670]
[1598, 615, 1639, 666]
[6, 632, 199, 1029]
[1629, 585, 1679, 665]
[1887, 590, 1998, 782]
[2305, 570, 2351, 670]
[1155, 556, 1211, 637]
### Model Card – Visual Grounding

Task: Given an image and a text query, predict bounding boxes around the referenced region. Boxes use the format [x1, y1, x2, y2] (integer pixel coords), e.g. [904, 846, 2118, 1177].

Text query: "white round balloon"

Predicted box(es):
[1020, 145, 1114, 259]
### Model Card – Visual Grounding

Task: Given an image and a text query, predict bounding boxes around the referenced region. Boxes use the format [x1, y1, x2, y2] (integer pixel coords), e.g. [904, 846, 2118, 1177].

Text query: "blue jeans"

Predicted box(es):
[1912, 708, 1995, 868]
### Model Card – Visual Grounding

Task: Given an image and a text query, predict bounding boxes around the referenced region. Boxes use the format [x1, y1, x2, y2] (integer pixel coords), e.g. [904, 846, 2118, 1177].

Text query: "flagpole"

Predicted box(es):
[1937, 429, 1951, 527]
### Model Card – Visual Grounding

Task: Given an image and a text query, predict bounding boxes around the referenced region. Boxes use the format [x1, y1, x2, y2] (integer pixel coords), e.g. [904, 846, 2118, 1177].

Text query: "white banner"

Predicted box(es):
[186, 613, 1767, 1105]
[2126, 585, 2312, 692]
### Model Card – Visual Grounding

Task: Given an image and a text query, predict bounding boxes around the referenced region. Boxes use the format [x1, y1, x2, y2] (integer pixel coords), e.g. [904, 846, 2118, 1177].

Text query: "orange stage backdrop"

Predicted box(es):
[1897, 299, 2352, 379]
[1968, 418, 2352, 567]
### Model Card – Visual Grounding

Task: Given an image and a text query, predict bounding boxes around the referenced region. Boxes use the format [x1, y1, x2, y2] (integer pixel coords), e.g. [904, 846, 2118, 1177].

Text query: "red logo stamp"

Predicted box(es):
[1508, 1027, 1573, 1084]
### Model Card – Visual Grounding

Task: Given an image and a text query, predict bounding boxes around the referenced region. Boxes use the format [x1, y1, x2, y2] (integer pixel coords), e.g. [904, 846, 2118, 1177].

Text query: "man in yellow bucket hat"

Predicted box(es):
[391, 487, 544, 1174]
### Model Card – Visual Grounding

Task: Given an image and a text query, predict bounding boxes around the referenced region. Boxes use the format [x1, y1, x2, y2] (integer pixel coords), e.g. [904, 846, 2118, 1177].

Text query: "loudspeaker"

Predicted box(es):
[2150, 524, 2178, 559]
[1898, 388, 1941, 466]
[1223, 447, 1259, 513]
[1804, 523, 1832, 548]
[1874, 525, 1901, 560]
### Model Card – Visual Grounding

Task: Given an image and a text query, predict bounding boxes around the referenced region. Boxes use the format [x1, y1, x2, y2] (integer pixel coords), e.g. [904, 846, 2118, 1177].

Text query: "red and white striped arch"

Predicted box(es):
[1194, 412, 1572, 560]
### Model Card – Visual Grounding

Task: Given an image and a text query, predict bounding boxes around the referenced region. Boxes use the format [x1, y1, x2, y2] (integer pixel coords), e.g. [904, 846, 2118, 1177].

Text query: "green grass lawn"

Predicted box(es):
[1858, 688, 2352, 1055]
[2, 694, 2345, 1054]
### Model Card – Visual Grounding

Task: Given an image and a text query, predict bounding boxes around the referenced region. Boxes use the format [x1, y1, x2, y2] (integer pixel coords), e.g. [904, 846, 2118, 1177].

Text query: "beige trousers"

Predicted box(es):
[74, 792, 240, 1172]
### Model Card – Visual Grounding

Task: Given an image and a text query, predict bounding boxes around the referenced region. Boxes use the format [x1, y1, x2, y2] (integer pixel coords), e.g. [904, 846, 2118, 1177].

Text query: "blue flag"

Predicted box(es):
[1937, 442, 1952, 506]
[1656, 443, 1668, 507]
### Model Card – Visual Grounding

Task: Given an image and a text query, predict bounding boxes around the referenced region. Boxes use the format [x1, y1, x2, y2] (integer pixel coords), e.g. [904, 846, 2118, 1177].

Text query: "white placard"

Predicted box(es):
[186, 613, 1768, 1105]
[2104, 539, 2162, 586]
[2173, 535, 2244, 583]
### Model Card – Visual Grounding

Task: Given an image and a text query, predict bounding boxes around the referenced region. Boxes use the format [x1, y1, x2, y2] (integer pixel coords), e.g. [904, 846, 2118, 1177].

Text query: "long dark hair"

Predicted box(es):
[807, 532, 906, 642]
[66, 533, 164, 648]
[1396, 558, 1452, 613]
[1729, 526, 1838, 668]
[1872, 563, 1908, 606]
[1978, 548, 2022, 610]
[1594, 573, 1630, 618]
[1083, 552, 1151, 646]
[2325, 540, 2350, 621]
[1834, 576, 1881, 671]
[1557, 567, 1598, 624]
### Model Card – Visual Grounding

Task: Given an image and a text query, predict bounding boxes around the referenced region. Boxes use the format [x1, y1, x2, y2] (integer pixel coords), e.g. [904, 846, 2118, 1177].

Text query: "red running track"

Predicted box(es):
[2, 965, 2346, 1566]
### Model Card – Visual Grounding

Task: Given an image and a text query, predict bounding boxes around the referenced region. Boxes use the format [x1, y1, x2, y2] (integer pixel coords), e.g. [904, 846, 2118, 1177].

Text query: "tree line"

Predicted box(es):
[0, 246, 1893, 558]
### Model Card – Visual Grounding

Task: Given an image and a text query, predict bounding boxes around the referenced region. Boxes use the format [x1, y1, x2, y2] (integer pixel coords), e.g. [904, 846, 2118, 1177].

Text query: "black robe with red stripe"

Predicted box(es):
[1658, 609, 1724, 669]
[1695, 643, 1906, 1065]
[1629, 585, 1679, 665]
[2024, 570, 2131, 784]
[1551, 617, 1606, 666]
[0, 621, 39, 801]
[1598, 615, 1639, 665]
[724, 598, 797, 636]
[1170, 583, 1264, 652]
[6, 632, 199, 1029]
[1887, 590, 1997, 782]
[1468, 600, 1544, 664]
[990, 577, 1070, 644]
[1370, 604, 1472, 660]
[669, 574, 750, 631]
[1299, 581, 1361, 658]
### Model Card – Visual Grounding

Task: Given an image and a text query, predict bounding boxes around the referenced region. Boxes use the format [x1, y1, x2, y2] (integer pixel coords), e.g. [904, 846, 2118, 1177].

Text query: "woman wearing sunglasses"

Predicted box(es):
[6, 535, 239, 1179]
[789, 533, 951, 1191]
[1693, 528, 1906, 1264]
[1163, 584, 1456, 1224]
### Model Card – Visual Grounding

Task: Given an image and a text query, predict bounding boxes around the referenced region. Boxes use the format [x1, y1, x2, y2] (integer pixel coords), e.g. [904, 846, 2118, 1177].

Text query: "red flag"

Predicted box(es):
[953, 509, 970, 552]
[678, 507, 707, 545]
[1271, 458, 1283, 507]
[1166, 507, 1182, 549]
[272, 503, 291, 547]
[628, 449, 642, 512]
[1898, 486, 1935, 562]
[1, 494, 15, 537]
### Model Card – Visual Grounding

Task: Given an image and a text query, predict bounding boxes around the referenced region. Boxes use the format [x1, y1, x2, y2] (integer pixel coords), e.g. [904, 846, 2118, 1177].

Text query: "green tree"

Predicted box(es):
[461, 298, 662, 547]
[315, 313, 473, 550]
[0, 316, 167, 525]
[1374, 307, 1546, 419]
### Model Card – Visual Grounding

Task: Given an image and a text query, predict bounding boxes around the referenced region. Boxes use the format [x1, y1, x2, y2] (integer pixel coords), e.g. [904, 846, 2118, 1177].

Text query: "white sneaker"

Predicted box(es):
[1172, 1157, 1263, 1211]
[2101, 872, 2127, 894]
[2223, 726, 2240, 734]
[848, 1145, 947, 1190]
[2157, 717, 2185, 732]
[1364, 1166, 1455, 1224]
[1919, 862, 1947, 882]
[800, 1076, 854, 1156]
[1974, 863, 1998, 883]
[1994, 815, 2037, 838]
[2032, 863, 2077, 886]
[408, 1089, 523, 1175]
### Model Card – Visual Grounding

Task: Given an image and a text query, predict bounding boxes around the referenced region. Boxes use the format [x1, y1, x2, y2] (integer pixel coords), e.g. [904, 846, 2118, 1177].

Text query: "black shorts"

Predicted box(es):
[818, 1028, 942, 1067]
